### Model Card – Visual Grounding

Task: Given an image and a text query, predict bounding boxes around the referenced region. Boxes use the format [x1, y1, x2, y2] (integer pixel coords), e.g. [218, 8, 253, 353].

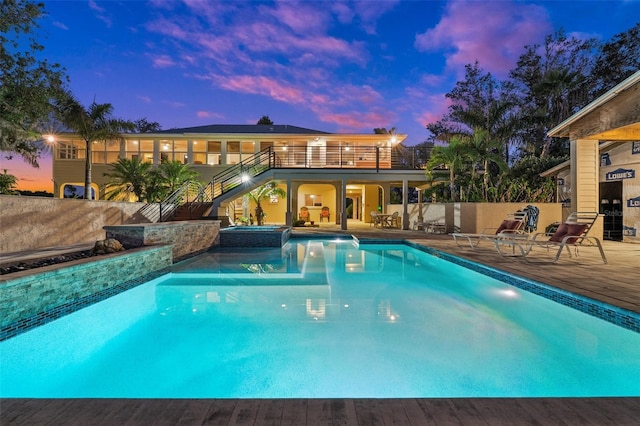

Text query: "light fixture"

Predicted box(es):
[345, 143, 350, 151]
[241, 173, 250, 183]
[45, 135, 55, 143]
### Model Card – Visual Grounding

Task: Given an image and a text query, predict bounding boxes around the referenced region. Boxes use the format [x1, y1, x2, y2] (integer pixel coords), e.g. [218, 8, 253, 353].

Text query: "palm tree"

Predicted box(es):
[155, 160, 200, 193]
[56, 95, 134, 199]
[246, 181, 287, 225]
[465, 128, 508, 200]
[103, 158, 152, 201]
[425, 138, 470, 202]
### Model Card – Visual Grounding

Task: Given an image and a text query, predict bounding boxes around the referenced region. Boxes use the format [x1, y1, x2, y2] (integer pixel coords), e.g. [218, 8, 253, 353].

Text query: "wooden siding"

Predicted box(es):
[568, 83, 640, 141]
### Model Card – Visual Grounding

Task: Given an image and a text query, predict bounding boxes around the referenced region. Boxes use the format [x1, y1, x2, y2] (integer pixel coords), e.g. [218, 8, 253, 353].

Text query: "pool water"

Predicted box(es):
[2, 239, 639, 398]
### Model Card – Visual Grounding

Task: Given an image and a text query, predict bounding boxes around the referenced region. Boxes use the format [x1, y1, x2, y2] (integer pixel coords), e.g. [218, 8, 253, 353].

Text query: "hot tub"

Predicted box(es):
[219, 226, 291, 247]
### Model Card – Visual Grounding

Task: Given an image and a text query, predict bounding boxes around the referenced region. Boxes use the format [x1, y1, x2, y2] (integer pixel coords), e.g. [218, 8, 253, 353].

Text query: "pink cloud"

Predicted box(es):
[316, 109, 396, 133]
[197, 111, 224, 119]
[149, 54, 176, 69]
[414, 0, 551, 78]
[137, 95, 152, 103]
[212, 75, 305, 104]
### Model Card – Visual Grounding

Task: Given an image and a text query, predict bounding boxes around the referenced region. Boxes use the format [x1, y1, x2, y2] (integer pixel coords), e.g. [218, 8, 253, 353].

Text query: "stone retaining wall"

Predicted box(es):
[0, 245, 172, 340]
[104, 220, 220, 261]
[0, 196, 145, 253]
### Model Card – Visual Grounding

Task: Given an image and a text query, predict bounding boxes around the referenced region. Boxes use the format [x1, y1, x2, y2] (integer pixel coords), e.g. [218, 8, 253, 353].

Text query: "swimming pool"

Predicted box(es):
[2, 238, 639, 398]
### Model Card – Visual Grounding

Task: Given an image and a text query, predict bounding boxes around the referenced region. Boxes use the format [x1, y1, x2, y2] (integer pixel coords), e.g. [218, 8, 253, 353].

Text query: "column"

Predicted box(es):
[402, 179, 409, 230]
[571, 138, 602, 237]
[341, 179, 347, 230]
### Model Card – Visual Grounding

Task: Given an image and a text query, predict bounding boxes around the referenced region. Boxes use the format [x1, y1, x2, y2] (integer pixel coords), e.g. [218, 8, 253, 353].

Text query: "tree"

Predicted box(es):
[245, 180, 286, 225]
[56, 95, 134, 199]
[256, 115, 273, 125]
[153, 160, 200, 194]
[509, 30, 597, 158]
[134, 118, 162, 133]
[0, 0, 68, 166]
[0, 169, 18, 194]
[103, 158, 152, 201]
[464, 128, 507, 200]
[589, 23, 640, 98]
[425, 138, 471, 202]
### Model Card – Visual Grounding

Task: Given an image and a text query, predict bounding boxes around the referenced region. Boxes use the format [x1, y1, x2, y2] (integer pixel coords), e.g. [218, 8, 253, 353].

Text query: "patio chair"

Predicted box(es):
[299, 206, 310, 222]
[370, 211, 380, 228]
[494, 212, 607, 264]
[386, 211, 400, 228]
[320, 206, 330, 222]
[452, 211, 528, 249]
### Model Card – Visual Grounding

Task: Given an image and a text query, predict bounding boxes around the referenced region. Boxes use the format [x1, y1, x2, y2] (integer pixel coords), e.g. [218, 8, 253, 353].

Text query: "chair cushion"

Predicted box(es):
[549, 223, 589, 244]
[495, 220, 520, 234]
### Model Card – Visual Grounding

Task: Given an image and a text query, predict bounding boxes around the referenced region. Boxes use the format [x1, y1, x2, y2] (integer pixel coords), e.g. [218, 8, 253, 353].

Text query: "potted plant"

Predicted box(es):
[246, 181, 287, 226]
[239, 216, 250, 226]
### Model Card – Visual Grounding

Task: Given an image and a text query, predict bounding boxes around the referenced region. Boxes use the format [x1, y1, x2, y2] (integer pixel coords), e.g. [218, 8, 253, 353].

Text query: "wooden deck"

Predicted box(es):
[2, 397, 640, 425]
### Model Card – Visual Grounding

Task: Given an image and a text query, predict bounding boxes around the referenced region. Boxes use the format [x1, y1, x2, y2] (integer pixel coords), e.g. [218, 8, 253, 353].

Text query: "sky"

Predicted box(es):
[3, 0, 639, 192]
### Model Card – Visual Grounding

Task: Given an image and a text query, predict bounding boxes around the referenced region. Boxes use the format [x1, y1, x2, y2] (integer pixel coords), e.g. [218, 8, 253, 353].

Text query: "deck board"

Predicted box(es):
[2, 398, 640, 425]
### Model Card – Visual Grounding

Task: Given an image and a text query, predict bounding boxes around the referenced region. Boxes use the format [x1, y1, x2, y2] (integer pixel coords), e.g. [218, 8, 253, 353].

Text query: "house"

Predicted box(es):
[541, 141, 640, 242]
[546, 70, 640, 243]
[50, 124, 429, 229]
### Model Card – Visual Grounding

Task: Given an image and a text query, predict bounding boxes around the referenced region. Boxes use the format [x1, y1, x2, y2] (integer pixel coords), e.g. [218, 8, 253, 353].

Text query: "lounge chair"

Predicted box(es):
[452, 211, 528, 249]
[494, 212, 607, 264]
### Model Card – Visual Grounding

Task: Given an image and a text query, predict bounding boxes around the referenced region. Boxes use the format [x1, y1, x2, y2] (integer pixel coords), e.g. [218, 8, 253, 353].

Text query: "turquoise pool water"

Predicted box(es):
[2, 239, 639, 398]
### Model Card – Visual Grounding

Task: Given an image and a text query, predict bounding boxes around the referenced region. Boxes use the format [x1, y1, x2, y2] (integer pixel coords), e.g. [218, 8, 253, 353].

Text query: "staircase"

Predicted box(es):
[170, 202, 212, 221]
[135, 147, 278, 222]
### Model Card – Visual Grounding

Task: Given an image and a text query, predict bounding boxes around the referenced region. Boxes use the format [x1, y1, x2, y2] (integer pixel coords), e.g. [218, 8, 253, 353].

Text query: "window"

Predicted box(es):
[139, 140, 154, 163]
[207, 141, 221, 165]
[193, 140, 206, 164]
[305, 194, 322, 207]
[174, 140, 187, 164]
[227, 141, 240, 164]
[56, 141, 85, 160]
[92, 140, 120, 164]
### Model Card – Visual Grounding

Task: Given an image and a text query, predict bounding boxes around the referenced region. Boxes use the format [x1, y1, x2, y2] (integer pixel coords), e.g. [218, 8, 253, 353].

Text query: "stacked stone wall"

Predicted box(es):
[0, 245, 172, 339]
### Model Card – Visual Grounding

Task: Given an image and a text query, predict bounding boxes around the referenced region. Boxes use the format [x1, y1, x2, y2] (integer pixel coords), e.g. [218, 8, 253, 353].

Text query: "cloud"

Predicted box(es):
[52, 21, 68, 30]
[137, 95, 152, 104]
[148, 54, 176, 69]
[414, 0, 551, 78]
[211, 75, 305, 104]
[197, 111, 224, 120]
[88, 0, 112, 27]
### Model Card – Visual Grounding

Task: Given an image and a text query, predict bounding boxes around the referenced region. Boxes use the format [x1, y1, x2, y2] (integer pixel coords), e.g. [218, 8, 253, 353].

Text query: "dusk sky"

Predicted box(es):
[3, 0, 639, 191]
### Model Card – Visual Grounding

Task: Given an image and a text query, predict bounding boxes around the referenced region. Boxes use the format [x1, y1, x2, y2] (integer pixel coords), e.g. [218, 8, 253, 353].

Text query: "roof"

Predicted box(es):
[539, 141, 623, 177]
[548, 70, 640, 137]
[157, 124, 330, 135]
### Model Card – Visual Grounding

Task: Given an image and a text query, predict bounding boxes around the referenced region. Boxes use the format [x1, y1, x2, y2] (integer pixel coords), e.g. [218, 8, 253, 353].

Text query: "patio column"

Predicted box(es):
[285, 179, 292, 226]
[571, 138, 603, 237]
[341, 179, 347, 230]
[402, 179, 409, 230]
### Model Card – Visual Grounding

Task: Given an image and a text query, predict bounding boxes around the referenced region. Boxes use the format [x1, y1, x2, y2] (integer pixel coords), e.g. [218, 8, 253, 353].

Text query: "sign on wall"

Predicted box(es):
[632, 142, 640, 155]
[605, 168, 636, 181]
[627, 196, 640, 208]
[600, 153, 611, 166]
[623, 226, 637, 237]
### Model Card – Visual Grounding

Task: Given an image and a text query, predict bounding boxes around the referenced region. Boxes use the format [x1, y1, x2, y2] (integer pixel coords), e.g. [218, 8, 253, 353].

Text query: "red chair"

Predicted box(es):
[320, 206, 330, 222]
[299, 207, 310, 222]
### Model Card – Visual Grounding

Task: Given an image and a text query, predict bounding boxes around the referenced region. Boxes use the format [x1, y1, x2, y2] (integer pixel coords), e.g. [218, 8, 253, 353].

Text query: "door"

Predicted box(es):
[599, 181, 623, 241]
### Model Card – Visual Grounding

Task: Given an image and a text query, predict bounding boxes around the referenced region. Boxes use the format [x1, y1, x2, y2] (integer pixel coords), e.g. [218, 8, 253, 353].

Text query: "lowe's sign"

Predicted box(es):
[605, 168, 635, 181]
[623, 226, 637, 237]
[628, 196, 640, 208]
